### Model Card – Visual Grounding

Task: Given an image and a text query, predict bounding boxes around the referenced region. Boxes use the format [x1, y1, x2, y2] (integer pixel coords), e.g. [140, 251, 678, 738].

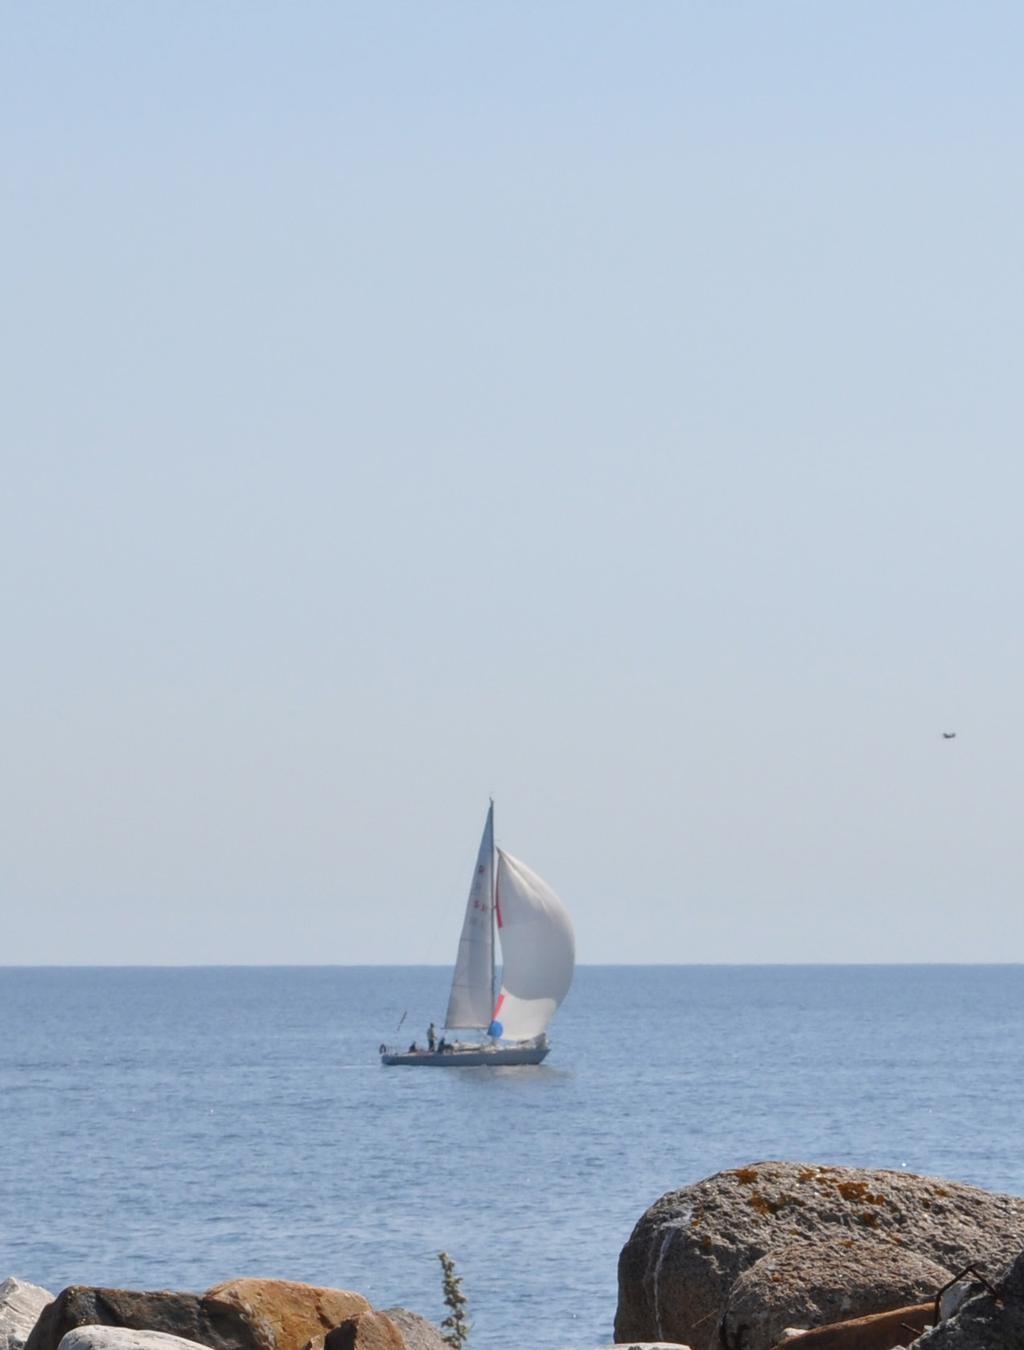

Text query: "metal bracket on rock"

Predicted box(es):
[933, 1264, 1004, 1328]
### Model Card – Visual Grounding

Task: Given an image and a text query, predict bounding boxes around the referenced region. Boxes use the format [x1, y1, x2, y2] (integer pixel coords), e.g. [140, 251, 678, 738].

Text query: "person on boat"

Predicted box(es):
[438, 1036, 447, 1053]
[427, 1022, 437, 1051]
[408, 1041, 418, 1054]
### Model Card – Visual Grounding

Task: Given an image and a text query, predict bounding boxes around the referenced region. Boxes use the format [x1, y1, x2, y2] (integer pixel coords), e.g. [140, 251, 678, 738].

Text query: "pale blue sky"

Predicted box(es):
[3, 2, 1022, 963]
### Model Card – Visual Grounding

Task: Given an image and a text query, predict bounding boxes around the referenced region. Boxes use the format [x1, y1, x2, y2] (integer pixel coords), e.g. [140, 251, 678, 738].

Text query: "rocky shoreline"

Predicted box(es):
[3, 1163, 1022, 1350]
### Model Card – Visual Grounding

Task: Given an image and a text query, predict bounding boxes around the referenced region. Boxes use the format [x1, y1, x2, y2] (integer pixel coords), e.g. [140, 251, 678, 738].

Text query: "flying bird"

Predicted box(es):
[942, 732, 957, 739]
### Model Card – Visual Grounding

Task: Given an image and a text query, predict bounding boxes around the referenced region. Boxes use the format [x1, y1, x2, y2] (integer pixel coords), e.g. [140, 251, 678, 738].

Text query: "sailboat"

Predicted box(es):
[379, 802, 575, 1067]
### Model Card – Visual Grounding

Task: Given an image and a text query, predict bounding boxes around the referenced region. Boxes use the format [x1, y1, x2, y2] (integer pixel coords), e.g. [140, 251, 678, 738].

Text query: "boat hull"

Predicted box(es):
[381, 1042, 550, 1067]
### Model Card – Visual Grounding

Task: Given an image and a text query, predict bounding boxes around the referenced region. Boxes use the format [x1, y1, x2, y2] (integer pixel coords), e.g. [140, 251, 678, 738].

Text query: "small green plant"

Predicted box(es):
[437, 1250, 469, 1348]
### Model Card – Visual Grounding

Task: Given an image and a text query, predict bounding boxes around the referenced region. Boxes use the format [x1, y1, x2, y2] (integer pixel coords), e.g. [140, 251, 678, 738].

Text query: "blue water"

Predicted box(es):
[1, 966, 1022, 1349]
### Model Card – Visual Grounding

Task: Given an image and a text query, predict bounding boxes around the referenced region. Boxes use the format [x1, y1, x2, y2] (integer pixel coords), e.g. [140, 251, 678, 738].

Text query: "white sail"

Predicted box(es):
[491, 848, 575, 1041]
[444, 803, 495, 1030]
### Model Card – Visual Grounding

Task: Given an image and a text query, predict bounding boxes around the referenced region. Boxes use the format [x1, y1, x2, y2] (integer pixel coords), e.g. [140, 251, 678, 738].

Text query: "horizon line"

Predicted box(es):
[0, 961, 1021, 970]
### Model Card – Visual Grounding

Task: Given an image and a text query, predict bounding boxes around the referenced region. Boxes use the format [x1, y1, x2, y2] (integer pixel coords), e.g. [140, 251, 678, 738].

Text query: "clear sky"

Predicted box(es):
[3, 3, 1022, 964]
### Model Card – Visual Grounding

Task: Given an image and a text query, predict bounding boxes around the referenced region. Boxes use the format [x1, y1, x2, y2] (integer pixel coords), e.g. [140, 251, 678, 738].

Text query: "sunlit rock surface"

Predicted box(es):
[0, 1278, 53, 1350]
[615, 1162, 1024, 1350]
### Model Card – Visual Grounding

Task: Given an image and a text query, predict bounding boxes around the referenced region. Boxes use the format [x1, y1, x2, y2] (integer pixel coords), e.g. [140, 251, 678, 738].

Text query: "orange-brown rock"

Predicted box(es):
[772, 1304, 933, 1350]
[203, 1281, 370, 1350]
[323, 1314, 404, 1350]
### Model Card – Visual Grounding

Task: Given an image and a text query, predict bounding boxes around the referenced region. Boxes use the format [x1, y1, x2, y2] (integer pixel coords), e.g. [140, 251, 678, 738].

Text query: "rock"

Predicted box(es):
[722, 1240, 951, 1350]
[24, 1289, 256, 1350]
[377, 1309, 447, 1350]
[615, 1162, 1024, 1350]
[771, 1304, 933, 1350]
[912, 1247, 1024, 1350]
[935, 1281, 984, 1324]
[27, 1285, 376, 1350]
[59, 1331, 211, 1350]
[0, 1279, 53, 1350]
[203, 1281, 370, 1350]
[321, 1315, 403, 1350]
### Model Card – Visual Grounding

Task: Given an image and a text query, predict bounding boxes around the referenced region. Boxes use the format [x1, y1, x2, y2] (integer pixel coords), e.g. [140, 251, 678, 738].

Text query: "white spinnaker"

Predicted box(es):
[492, 849, 575, 1040]
[444, 803, 495, 1030]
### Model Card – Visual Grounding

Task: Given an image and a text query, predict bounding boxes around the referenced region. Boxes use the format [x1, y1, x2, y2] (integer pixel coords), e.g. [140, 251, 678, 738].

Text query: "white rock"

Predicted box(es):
[58, 1331, 210, 1350]
[0, 1278, 53, 1350]
[938, 1280, 977, 1321]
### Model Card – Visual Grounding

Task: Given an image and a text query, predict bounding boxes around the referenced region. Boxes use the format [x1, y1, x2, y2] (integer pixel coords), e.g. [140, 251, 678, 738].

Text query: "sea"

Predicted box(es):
[1, 966, 1022, 1350]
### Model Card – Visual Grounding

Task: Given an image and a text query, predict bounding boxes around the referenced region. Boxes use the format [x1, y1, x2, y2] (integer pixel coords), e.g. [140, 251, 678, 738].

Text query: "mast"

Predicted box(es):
[489, 796, 497, 1018]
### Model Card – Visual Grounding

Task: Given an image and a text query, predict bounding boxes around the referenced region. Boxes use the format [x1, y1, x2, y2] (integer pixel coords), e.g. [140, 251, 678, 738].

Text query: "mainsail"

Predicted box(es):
[491, 848, 575, 1041]
[444, 802, 495, 1029]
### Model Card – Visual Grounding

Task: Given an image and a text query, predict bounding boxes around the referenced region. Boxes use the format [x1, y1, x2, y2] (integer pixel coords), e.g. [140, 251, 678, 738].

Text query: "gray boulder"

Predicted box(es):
[59, 1332, 209, 1350]
[722, 1240, 951, 1350]
[377, 1310, 447, 1350]
[615, 1162, 1024, 1350]
[912, 1248, 1024, 1350]
[0, 1279, 53, 1350]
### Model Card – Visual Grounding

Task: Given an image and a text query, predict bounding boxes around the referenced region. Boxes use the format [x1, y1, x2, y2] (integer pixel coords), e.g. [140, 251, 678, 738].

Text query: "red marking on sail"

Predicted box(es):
[493, 993, 505, 1018]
